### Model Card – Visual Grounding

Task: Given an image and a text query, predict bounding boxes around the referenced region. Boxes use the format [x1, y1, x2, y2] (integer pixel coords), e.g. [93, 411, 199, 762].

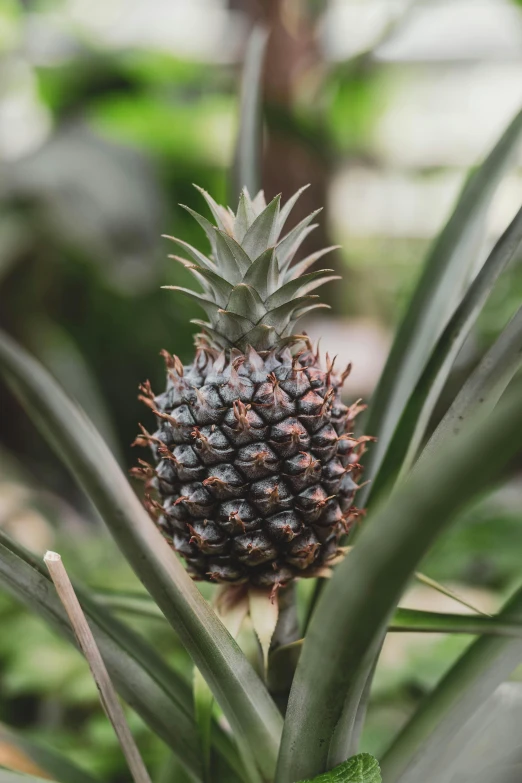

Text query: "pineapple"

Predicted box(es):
[134, 186, 368, 589]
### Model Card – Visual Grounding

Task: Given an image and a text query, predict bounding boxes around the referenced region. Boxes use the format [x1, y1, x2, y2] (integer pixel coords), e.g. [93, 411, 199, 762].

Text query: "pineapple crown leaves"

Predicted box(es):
[162, 185, 340, 351]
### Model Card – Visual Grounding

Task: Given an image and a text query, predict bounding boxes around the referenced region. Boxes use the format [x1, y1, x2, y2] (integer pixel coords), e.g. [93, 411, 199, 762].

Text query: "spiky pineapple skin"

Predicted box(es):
[137, 344, 364, 588]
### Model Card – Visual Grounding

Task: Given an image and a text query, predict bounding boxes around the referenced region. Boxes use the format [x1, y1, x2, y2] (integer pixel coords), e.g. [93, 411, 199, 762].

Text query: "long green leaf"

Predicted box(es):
[97, 591, 522, 640]
[380, 583, 522, 783]
[415, 683, 522, 783]
[360, 107, 522, 505]
[0, 725, 98, 783]
[391, 608, 521, 636]
[372, 203, 522, 497]
[0, 330, 283, 782]
[424, 304, 522, 458]
[231, 25, 268, 205]
[275, 379, 522, 783]
[0, 532, 207, 781]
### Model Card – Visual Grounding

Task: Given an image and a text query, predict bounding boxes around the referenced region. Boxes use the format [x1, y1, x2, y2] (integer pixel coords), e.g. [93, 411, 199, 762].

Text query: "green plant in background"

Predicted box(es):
[2, 24, 522, 783]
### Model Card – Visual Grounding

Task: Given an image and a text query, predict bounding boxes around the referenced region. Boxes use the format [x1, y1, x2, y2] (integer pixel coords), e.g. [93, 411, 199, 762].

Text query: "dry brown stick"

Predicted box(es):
[44, 551, 152, 783]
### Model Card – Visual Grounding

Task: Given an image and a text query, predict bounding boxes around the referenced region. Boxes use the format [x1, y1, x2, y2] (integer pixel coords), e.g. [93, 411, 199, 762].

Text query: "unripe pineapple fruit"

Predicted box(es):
[134, 186, 369, 589]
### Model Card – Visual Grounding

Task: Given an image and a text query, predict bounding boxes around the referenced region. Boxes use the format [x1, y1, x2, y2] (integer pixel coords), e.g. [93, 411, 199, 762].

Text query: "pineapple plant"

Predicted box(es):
[1, 23, 522, 783]
[134, 187, 369, 590]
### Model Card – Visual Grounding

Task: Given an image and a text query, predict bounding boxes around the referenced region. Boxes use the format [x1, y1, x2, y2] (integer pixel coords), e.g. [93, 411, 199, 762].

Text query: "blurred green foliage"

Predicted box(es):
[2, 0, 522, 778]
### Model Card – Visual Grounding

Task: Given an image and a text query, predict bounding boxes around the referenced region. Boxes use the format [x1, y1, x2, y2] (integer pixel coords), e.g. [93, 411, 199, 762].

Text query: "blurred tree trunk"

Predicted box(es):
[229, 0, 337, 285]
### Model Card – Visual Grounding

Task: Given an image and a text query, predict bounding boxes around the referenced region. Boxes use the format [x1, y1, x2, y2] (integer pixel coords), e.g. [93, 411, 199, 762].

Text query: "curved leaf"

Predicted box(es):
[162, 236, 216, 273]
[277, 211, 321, 270]
[0, 330, 283, 782]
[179, 205, 220, 256]
[275, 378, 522, 783]
[99, 593, 521, 639]
[360, 107, 522, 505]
[285, 246, 340, 283]
[161, 287, 221, 320]
[372, 202, 522, 498]
[380, 583, 522, 783]
[277, 185, 310, 237]
[425, 304, 522, 458]
[0, 532, 205, 780]
[265, 271, 339, 310]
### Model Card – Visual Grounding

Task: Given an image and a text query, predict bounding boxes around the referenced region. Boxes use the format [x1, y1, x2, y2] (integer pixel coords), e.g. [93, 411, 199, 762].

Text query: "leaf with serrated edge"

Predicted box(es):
[298, 754, 381, 783]
[242, 195, 281, 259]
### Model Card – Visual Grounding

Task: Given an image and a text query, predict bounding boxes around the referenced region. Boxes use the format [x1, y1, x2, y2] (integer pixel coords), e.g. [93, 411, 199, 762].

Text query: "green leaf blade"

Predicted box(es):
[0, 329, 283, 782]
[372, 202, 522, 497]
[275, 378, 522, 783]
[0, 531, 204, 780]
[424, 304, 522, 458]
[380, 583, 522, 783]
[360, 107, 522, 505]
